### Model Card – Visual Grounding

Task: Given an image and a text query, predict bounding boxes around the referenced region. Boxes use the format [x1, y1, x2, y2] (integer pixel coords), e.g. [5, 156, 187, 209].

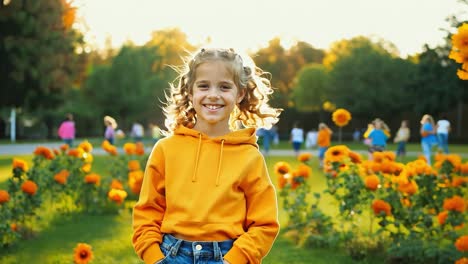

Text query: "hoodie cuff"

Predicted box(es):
[143, 243, 164, 264]
[223, 245, 248, 264]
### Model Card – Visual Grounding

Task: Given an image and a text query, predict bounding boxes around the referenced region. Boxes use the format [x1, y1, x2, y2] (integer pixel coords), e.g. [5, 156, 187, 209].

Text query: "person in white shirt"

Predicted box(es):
[305, 129, 318, 149]
[436, 115, 451, 153]
[131, 122, 145, 142]
[290, 121, 304, 156]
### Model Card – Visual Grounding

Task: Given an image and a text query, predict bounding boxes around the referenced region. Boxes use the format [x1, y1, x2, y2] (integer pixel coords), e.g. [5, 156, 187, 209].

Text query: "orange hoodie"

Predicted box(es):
[132, 126, 279, 264]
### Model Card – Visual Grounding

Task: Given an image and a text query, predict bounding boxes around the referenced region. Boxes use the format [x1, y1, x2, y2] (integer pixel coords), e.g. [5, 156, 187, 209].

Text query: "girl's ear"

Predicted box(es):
[237, 88, 246, 104]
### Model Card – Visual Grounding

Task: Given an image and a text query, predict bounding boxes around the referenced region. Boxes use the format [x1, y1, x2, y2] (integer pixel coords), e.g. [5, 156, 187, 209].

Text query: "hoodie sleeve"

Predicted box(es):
[132, 144, 166, 264]
[224, 154, 280, 264]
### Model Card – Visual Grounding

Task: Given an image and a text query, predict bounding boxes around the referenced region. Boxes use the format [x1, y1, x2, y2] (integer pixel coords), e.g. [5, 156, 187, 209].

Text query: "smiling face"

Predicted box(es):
[190, 60, 245, 136]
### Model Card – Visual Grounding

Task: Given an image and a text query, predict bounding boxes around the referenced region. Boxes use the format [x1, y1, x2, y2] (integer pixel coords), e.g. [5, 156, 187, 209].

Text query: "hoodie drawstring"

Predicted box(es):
[215, 139, 225, 186]
[192, 133, 202, 182]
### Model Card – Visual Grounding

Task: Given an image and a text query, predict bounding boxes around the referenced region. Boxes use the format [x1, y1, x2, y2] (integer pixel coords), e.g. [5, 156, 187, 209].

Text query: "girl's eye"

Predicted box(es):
[197, 84, 209, 89]
[221, 85, 231, 90]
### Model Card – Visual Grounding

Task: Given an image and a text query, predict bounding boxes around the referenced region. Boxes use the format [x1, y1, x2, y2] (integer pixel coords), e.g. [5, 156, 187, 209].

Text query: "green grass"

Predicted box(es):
[2, 148, 465, 263]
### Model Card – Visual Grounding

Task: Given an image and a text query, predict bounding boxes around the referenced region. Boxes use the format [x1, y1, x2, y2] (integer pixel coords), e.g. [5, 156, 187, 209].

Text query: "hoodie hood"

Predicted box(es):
[174, 125, 258, 148]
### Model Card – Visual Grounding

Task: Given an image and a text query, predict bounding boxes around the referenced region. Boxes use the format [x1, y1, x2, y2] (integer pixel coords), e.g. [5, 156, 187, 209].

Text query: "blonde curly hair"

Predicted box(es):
[163, 48, 281, 133]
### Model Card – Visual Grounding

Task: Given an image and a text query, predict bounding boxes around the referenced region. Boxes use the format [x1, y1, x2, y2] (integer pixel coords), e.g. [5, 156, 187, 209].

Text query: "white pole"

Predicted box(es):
[10, 108, 16, 142]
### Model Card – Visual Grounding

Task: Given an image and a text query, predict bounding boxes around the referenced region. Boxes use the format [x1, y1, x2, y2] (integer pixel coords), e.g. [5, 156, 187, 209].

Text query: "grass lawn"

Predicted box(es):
[0, 145, 466, 263]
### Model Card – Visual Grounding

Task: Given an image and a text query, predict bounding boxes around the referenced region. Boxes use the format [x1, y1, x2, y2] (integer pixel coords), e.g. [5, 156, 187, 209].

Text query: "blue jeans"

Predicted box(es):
[437, 133, 449, 153]
[422, 141, 437, 165]
[396, 142, 406, 156]
[157, 234, 234, 264]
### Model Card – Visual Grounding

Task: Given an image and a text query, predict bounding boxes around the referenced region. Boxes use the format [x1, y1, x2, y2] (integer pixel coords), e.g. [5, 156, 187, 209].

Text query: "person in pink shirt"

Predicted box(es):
[57, 113, 76, 147]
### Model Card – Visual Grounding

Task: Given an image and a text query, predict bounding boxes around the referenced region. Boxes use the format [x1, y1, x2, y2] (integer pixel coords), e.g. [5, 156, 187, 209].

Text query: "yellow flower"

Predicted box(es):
[78, 140, 93, 153]
[298, 152, 312, 162]
[108, 188, 128, 204]
[332, 108, 351, 127]
[451, 23, 468, 52]
[123, 143, 136, 155]
[274, 162, 291, 175]
[324, 145, 350, 163]
[73, 243, 93, 264]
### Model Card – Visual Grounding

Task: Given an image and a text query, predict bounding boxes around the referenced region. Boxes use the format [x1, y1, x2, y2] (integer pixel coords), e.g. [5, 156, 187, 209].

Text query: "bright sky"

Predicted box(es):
[74, 0, 467, 57]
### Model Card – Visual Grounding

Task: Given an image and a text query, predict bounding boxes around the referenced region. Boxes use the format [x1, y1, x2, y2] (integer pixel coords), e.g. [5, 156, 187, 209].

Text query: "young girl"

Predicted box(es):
[420, 114, 438, 165]
[132, 48, 281, 264]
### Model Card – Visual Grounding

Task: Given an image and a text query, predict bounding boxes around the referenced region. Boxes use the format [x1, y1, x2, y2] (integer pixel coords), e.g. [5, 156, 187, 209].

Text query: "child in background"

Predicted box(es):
[57, 113, 75, 147]
[420, 114, 438, 165]
[317, 123, 333, 168]
[364, 118, 390, 159]
[132, 48, 281, 264]
[305, 128, 318, 149]
[394, 120, 410, 159]
[290, 121, 304, 156]
[103, 115, 117, 145]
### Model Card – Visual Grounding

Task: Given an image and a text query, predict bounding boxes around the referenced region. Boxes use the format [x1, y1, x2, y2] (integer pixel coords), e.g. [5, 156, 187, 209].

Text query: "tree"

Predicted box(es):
[291, 64, 328, 112]
[0, 0, 84, 110]
[325, 37, 416, 119]
[81, 45, 166, 131]
[254, 38, 325, 109]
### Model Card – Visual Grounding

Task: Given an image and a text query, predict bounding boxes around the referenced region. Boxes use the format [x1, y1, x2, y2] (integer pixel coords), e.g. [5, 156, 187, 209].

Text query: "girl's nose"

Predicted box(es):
[207, 93, 221, 100]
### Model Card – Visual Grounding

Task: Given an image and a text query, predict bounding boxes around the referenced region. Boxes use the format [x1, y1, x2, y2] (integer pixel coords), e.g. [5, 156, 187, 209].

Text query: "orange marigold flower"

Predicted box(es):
[459, 163, 468, 175]
[12, 158, 28, 172]
[295, 164, 311, 178]
[332, 108, 351, 127]
[398, 180, 418, 195]
[60, 144, 69, 151]
[382, 151, 396, 162]
[108, 188, 128, 204]
[371, 199, 392, 216]
[10, 223, 18, 232]
[84, 173, 101, 185]
[128, 170, 144, 194]
[452, 176, 468, 187]
[400, 198, 411, 207]
[123, 143, 136, 155]
[0, 190, 10, 204]
[437, 211, 448, 225]
[443, 195, 466, 213]
[21, 180, 38, 195]
[78, 140, 93, 153]
[54, 170, 70, 185]
[455, 235, 468, 252]
[128, 160, 141, 171]
[365, 175, 380, 191]
[348, 151, 362, 164]
[68, 148, 83, 158]
[277, 173, 289, 189]
[274, 162, 291, 175]
[33, 146, 54, 159]
[73, 243, 93, 264]
[324, 145, 350, 163]
[455, 257, 468, 264]
[298, 152, 312, 162]
[110, 179, 124, 190]
[135, 142, 145, 155]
